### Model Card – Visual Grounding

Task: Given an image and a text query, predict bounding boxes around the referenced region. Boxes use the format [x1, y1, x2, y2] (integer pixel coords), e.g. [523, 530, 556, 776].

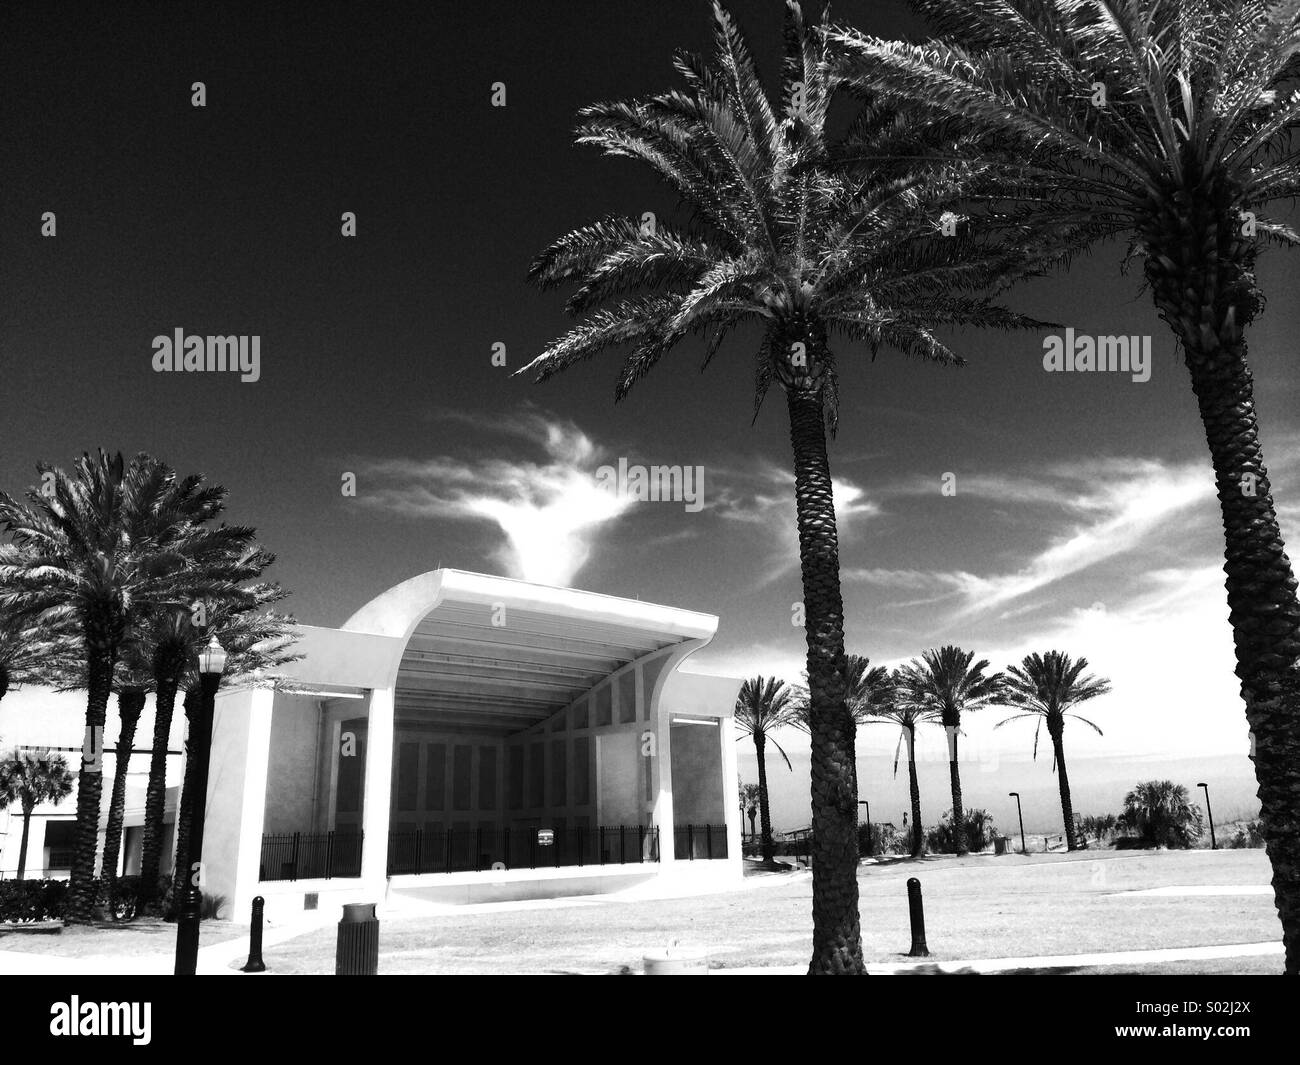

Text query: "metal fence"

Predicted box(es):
[259, 831, 364, 882]
[673, 824, 728, 861]
[385, 824, 660, 876]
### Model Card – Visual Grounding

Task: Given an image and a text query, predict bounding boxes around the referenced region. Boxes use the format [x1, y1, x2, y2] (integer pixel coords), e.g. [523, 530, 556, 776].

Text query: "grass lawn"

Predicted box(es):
[0, 918, 244, 958]
[235, 848, 1282, 975]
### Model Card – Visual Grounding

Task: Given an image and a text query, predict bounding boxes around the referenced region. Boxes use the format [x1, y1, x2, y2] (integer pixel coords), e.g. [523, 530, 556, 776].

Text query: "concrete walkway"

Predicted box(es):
[717, 940, 1284, 975]
[1, 935, 1280, 976]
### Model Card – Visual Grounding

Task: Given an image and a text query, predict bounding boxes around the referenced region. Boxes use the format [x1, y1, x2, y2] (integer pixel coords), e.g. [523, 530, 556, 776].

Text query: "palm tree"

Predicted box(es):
[0, 608, 73, 707]
[827, 0, 1300, 975]
[136, 559, 276, 910]
[997, 651, 1111, 851]
[0, 452, 254, 921]
[519, 0, 1067, 975]
[99, 635, 154, 896]
[0, 749, 75, 880]
[733, 676, 799, 870]
[1121, 780, 1204, 849]
[169, 611, 299, 903]
[739, 782, 762, 842]
[897, 646, 1004, 855]
[863, 668, 927, 857]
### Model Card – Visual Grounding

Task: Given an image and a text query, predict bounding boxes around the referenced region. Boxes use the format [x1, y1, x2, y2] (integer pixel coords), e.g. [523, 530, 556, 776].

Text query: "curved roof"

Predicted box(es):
[342, 569, 718, 735]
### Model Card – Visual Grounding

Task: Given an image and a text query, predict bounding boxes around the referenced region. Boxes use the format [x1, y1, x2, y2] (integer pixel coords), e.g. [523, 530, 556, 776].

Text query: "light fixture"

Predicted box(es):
[199, 635, 228, 676]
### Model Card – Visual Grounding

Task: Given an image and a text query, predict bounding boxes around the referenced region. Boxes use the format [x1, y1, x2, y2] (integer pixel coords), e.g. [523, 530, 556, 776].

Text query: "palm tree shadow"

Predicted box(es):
[886, 963, 1085, 975]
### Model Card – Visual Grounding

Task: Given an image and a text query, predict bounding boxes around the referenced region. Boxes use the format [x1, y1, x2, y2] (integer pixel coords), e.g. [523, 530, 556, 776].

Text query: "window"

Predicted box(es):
[44, 820, 76, 869]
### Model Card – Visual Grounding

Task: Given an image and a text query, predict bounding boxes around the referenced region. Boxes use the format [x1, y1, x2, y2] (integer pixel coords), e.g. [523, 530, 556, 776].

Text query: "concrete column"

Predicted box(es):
[360, 686, 396, 887]
[720, 714, 742, 872]
[651, 692, 675, 867]
[204, 686, 274, 918]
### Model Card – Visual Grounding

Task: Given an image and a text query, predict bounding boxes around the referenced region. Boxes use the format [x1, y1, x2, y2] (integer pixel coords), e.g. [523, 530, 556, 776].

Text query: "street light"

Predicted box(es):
[858, 800, 871, 857]
[1198, 782, 1217, 850]
[1008, 792, 1027, 855]
[175, 635, 227, 976]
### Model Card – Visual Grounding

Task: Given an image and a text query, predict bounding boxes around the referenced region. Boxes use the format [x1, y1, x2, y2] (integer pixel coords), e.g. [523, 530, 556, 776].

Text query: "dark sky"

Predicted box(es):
[4, 1, 1297, 812]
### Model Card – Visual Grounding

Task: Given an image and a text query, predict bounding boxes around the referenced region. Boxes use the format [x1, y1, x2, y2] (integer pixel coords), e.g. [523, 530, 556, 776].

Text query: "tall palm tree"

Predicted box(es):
[0, 452, 253, 921]
[827, 0, 1300, 976]
[0, 453, 188, 919]
[863, 668, 927, 857]
[733, 676, 799, 870]
[997, 651, 1111, 851]
[99, 635, 154, 894]
[519, 0, 1067, 975]
[169, 611, 299, 902]
[0, 749, 75, 879]
[897, 646, 1004, 855]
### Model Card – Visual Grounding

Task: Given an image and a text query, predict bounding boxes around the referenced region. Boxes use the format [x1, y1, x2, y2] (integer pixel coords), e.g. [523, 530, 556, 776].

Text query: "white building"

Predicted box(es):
[4, 569, 744, 920]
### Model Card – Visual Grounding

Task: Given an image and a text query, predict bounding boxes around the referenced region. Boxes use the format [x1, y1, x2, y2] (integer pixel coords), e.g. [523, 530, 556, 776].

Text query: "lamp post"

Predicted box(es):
[858, 800, 871, 857]
[175, 635, 226, 976]
[1197, 782, 1217, 850]
[1008, 792, 1027, 855]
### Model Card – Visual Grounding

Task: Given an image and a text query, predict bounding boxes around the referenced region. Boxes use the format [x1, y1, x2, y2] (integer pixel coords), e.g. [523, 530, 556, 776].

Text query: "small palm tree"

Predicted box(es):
[520, 0, 1070, 976]
[0, 749, 75, 880]
[863, 668, 927, 857]
[897, 646, 1004, 855]
[997, 651, 1110, 851]
[734, 676, 799, 870]
[827, 0, 1300, 974]
[1121, 781, 1204, 849]
[739, 782, 762, 842]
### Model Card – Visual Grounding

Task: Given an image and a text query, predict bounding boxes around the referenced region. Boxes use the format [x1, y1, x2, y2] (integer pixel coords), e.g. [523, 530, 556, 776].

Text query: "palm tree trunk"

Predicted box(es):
[1146, 207, 1300, 973]
[17, 800, 33, 880]
[947, 727, 966, 856]
[67, 626, 116, 923]
[1051, 728, 1078, 851]
[787, 386, 862, 975]
[139, 674, 179, 907]
[101, 691, 146, 894]
[906, 730, 923, 858]
[754, 733, 777, 867]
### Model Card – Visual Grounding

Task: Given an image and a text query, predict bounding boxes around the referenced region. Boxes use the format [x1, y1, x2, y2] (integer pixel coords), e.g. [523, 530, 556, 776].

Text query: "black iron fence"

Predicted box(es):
[386, 824, 660, 876]
[259, 830, 364, 882]
[673, 824, 729, 861]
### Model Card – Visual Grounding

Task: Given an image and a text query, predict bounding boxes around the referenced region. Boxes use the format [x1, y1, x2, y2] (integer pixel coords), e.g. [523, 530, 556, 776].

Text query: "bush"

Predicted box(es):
[1229, 820, 1265, 849]
[0, 879, 68, 923]
[926, 809, 996, 854]
[200, 892, 227, 920]
[857, 822, 909, 856]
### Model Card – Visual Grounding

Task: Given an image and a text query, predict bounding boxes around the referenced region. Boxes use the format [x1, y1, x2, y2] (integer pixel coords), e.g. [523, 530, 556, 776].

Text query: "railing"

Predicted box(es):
[386, 825, 659, 876]
[673, 824, 728, 861]
[259, 831, 364, 882]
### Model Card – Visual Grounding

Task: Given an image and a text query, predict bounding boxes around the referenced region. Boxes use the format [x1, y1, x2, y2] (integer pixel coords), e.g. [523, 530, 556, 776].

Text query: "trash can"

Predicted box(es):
[994, 835, 1011, 856]
[336, 902, 379, 975]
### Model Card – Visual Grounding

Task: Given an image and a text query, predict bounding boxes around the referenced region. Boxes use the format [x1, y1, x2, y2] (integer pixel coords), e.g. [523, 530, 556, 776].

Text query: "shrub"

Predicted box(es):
[926, 809, 996, 854]
[1229, 820, 1265, 849]
[0, 878, 68, 923]
[1120, 781, 1203, 849]
[200, 892, 227, 920]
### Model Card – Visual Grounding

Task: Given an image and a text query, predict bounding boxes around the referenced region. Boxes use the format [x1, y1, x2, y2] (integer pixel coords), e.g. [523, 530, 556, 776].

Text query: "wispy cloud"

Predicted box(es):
[356, 411, 632, 587]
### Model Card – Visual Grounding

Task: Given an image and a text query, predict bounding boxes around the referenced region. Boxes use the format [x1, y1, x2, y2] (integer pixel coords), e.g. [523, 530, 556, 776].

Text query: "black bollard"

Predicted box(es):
[335, 902, 380, 975]
[906, 877, 930, 957]
[241, 895, 267, 973]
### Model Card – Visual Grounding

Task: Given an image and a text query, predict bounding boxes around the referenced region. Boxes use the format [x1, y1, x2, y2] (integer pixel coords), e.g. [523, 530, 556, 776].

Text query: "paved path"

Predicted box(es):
[1, 936, 1280, 976]
[717, 940, 1283, 975]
